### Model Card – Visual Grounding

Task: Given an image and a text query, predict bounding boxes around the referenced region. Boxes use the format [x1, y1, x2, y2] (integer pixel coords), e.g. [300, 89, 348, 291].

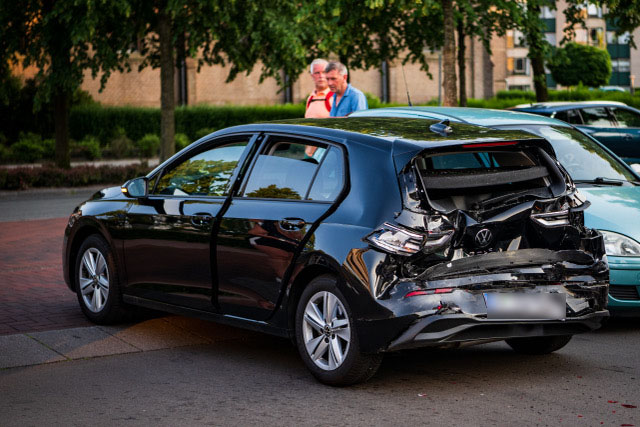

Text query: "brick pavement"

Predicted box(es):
[0, 217, 91, 335]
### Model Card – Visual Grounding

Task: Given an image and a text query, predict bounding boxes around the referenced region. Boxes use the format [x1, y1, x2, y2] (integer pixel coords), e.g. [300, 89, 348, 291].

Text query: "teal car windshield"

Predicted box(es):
[515, 125, 637, 183]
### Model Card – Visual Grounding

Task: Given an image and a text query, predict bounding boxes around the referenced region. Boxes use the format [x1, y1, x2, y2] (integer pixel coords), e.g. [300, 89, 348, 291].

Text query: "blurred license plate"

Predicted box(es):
[484, 292, 566, 320]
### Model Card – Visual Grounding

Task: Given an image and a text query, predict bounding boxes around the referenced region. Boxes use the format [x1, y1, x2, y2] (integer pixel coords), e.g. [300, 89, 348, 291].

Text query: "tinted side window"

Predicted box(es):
[580, 107, 614, 126]
[611, 107, 640, 127]
[308, 146, 345, 201]
[242, 140, 327, 200]
[554, 109, 583, 125]
[153, 140, 248, 196]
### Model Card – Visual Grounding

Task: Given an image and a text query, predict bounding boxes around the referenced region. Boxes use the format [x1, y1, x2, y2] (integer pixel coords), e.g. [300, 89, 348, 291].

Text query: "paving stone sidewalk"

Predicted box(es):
[0, 217, 91, 335]
[0, 316, 259, 369]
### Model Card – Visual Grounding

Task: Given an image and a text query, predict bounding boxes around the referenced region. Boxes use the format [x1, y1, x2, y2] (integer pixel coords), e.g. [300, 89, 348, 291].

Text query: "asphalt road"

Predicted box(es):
[1, 186, 639, 426]
[1, 321, 640, 426]
[0, 186, 105, 222]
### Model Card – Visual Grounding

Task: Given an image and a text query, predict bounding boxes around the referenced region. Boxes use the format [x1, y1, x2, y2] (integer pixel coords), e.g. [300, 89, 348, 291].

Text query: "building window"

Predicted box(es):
[508, 85, 531, 92]
[589, 27, 604, 47]
[513, 57, 529, 75]
[612, 59, 630, 73]
[540, 6, 556, 19]
[607, 31, 630, 45]
[514, 30, 526, 47]
[544, 33, 557, 45]
[587, 4, 603, 18]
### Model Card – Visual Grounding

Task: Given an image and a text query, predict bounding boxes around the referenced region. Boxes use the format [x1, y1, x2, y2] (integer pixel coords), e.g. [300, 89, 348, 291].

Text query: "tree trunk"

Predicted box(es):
[158, 10, 175, 162]
[530, 50, 548, 102]
[47, 0, 71, 169]
[53, 91, 71, 168]
[441, 0, 457, 106]
[525, 1, 548, 102]
[457, 19, 467, 107]
[482, 44, 494, 99]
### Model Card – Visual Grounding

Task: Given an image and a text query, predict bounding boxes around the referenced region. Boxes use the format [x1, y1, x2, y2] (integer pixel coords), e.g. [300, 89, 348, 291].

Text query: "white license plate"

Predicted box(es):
[483, 292, 566, 320]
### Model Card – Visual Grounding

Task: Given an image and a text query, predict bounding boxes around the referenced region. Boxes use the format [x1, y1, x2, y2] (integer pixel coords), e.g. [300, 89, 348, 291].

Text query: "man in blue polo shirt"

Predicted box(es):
[325, 61, 368, 117]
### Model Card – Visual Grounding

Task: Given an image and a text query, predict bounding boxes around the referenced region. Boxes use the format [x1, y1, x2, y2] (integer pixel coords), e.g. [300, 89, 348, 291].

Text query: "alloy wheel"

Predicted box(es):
[78, 247, 110, 313]
[302, 290, 351, 370]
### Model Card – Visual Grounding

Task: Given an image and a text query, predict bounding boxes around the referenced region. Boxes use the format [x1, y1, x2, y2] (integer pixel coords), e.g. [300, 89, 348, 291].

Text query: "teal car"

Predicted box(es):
[351, 107, 640, 315]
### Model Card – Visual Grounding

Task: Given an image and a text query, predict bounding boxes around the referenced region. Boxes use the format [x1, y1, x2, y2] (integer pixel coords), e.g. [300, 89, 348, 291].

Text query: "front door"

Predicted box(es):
[216, 136, 346, 320]
[122, 135, 254, 311]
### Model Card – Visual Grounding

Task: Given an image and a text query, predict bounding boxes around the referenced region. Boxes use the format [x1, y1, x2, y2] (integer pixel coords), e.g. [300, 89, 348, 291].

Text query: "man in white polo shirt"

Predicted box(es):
[305, 58, 334, 118]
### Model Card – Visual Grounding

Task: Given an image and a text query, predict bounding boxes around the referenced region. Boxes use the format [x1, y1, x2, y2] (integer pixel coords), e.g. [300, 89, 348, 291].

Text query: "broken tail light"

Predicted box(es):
[366, 221, 453, 256]
[366, 223, 425, 255]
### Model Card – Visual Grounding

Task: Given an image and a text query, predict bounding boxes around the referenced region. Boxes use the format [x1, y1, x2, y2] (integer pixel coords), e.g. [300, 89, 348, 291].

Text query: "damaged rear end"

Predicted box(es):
[366, 137, 609, 352]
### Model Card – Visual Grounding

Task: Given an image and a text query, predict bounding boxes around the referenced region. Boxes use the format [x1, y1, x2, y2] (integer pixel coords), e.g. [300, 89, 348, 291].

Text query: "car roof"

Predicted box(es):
[512, 100, 628, 111]
[349, 106, 568, 127]
[215, 118, 541, 151]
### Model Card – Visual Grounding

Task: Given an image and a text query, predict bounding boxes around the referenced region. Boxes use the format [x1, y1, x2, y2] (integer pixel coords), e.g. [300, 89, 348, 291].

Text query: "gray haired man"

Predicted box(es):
[325, 61, 368, 117]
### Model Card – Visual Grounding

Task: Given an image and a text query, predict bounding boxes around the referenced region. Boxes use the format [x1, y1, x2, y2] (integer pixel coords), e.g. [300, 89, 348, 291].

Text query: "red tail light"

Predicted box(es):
[405, 288, 454, 298]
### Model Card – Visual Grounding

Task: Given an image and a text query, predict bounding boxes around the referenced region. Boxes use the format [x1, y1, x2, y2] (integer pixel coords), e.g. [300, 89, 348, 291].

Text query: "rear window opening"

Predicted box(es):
[415, 147, 560, 212]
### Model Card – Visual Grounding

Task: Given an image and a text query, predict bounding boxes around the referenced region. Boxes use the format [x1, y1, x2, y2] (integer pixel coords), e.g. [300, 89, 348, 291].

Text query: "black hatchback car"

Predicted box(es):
[63, 118, 609, 385]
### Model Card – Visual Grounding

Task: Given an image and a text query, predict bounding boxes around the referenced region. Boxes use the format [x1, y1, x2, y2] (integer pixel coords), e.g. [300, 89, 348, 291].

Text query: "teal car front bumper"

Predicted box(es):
[608, 255, 640, 315]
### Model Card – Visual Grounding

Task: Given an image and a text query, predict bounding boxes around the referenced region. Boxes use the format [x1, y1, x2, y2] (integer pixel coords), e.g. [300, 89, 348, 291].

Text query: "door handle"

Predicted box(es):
[624, 134, 633, 141]
[191, 213, 213, 227]
[280, 217, 306, 231]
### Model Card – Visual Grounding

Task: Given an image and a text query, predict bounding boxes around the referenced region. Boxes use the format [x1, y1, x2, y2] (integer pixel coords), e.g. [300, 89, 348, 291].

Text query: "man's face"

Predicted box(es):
[311, 63, 328, 90]
[326, 70, 347, 94]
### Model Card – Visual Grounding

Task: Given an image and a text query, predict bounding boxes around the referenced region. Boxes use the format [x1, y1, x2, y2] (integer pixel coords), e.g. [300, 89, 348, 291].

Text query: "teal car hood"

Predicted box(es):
[581, 186, 640, 241]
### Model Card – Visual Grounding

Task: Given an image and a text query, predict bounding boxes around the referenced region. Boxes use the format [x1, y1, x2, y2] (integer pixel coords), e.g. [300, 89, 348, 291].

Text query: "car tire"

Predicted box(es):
[75, 235, 129, 324]
[505, 335, 573, 355]
[295, 275, 382, 386]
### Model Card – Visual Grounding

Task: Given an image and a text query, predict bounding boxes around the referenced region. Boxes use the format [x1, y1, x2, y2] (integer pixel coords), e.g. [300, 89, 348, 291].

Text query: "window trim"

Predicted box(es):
[236, 133, 347, 203]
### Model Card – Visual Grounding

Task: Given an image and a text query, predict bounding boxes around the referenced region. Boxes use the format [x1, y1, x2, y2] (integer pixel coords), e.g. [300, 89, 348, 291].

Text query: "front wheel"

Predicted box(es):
[75, 235, 129, 324]
[506, 335, 573, 355]
[295, 275, 382, 386]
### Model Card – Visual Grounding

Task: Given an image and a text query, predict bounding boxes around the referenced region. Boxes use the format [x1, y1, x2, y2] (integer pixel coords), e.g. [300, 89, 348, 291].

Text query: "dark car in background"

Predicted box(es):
[63, 118, 608, 385]
[511, 101, 640, 167]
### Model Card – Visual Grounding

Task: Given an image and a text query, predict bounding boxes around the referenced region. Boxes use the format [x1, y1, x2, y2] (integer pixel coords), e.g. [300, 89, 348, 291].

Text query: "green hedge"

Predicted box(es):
[70, 104, 306, 144]
[0, 163, 152, 190]
[491, 88, 640, 109]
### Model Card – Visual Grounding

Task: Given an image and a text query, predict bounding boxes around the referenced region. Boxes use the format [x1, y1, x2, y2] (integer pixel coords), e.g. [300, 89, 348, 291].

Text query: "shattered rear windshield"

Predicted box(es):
[415, 147, 556, 211]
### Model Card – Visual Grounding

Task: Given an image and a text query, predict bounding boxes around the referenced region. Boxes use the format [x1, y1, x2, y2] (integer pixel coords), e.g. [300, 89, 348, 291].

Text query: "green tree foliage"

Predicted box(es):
[455, 1, 523, 105]
[548, 42, 612, 87]
[0, 0, 135, 168]
[131, 0, 310, 162]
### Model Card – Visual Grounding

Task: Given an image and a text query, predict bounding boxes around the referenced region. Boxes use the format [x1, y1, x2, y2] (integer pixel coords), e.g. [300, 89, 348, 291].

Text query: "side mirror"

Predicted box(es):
[122, 177, 148, 198]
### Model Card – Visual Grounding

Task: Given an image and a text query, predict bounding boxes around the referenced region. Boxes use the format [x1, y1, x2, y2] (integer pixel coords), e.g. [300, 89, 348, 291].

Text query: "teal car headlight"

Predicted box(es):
[599, 230, 640, 257]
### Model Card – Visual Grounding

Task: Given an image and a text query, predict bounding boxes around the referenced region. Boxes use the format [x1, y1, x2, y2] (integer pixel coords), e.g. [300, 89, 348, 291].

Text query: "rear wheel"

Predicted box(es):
[506, 335, 572, 355]
[75, 235, 129, 324]
[295, 275, 382, 386]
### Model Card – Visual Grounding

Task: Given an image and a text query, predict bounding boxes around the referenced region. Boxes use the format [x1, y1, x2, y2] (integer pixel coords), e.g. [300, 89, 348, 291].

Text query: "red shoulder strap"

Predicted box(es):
[325, 92, 334, 112]
[306, 94, 313, 110]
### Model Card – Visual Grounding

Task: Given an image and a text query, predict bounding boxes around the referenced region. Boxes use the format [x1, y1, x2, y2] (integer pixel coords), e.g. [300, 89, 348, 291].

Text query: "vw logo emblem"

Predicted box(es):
[474, 228, 492, 247]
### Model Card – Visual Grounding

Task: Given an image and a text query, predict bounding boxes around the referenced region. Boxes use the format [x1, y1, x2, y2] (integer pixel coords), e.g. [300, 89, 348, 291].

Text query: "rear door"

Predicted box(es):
[608, 106, 640, 164]
[122, 135, 255, 311]
[575, 107, 621, 153]
[216, 134, 346, 320]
